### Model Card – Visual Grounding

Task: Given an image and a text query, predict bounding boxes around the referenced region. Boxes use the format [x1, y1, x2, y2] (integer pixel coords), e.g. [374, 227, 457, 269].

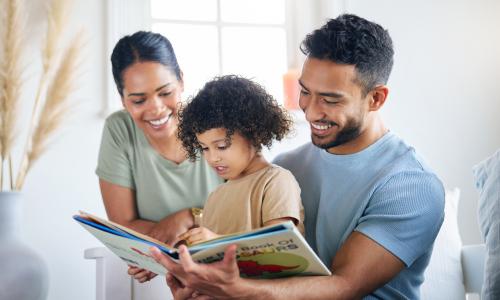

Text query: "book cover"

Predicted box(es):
[74, 211, 331, 279]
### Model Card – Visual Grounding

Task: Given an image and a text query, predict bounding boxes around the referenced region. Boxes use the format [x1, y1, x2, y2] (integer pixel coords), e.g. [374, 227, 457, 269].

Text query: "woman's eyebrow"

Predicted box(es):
[155, 83, 170, 91]
[127, 83, 171, 97]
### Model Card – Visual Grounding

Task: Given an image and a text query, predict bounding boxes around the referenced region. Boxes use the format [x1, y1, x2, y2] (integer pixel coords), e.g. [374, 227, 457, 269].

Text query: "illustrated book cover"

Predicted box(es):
[74, 211, 331, 279]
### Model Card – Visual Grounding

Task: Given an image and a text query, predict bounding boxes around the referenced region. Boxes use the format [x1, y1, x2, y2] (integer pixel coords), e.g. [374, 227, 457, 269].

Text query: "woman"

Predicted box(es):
[96, 31, 223, 247]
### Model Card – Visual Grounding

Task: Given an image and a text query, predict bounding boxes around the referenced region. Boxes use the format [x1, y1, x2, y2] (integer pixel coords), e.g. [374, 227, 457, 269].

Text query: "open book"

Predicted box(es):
[74, 211, 331, 279]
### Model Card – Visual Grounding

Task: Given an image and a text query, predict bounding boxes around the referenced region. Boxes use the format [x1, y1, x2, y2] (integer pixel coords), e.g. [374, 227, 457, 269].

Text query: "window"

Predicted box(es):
[102, 0, 328, 115]
[150, 0, 288, 103]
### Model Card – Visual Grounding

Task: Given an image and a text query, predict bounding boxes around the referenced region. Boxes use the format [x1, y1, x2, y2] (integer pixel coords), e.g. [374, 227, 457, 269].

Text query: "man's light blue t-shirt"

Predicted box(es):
[274, 132, 444, 299]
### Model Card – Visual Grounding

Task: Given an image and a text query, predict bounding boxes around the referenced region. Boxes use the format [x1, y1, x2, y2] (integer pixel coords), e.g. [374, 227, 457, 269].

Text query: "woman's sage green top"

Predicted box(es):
[96, 110, 223, 222]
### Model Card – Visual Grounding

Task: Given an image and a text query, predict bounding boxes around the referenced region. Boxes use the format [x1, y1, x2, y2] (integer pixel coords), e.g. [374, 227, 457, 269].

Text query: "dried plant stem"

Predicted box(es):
[0, 0, 25, 190]
[43, 0, 71, 73]
[15, 34, 83, 190]
[9, 154, 13, 190]
[15, 0, 71, 190]
[16, 74, 49, 189]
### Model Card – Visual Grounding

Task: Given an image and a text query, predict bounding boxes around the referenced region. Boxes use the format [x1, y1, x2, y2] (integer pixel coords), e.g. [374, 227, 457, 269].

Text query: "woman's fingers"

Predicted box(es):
[128, 266, 157, 282]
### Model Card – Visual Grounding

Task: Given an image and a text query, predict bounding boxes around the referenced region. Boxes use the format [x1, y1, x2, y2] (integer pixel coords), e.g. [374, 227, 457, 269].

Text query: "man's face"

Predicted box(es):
[298, 57, 370, 153]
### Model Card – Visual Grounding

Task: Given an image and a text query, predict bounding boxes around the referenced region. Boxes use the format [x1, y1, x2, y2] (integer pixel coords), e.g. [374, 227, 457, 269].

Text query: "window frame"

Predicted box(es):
[101, 0, 344, 116]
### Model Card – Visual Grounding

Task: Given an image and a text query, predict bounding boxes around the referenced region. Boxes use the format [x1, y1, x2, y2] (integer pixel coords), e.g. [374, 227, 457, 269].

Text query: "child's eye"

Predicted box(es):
[201, 147, 209, 152]
[217, 144, 228, 150]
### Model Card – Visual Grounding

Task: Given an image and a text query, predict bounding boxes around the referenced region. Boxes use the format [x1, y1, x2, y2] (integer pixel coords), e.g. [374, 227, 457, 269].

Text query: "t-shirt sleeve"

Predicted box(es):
[262, 169, 304, 228]
[355, 171, 445, 267]
[95, 115, 135, 189]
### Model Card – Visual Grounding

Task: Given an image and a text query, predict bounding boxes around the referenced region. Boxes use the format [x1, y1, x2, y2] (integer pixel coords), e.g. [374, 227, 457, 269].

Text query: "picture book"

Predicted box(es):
[74, 211, 331, 279]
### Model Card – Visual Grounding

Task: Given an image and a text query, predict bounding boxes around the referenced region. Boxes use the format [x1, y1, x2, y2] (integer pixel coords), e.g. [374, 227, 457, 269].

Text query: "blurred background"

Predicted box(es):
[10, 0, 500, 299]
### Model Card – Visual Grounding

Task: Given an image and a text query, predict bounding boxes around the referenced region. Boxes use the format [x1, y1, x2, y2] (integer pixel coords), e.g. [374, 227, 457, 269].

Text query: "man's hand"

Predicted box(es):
[178, 227, 220, 245]
[150, 244, 244, 299]
[166, 272, 215, 300]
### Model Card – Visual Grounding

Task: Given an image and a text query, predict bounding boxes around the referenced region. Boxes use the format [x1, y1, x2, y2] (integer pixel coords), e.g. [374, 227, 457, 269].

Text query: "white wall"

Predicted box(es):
[272, 0, 500, 245]
[339, 0, 500, 245]
[14, 0, 500, 299]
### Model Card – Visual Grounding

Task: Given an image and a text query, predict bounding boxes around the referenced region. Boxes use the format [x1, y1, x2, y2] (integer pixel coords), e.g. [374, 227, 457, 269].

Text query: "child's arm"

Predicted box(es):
[264, 217, 299, 227]
[178, 226, 221, 245]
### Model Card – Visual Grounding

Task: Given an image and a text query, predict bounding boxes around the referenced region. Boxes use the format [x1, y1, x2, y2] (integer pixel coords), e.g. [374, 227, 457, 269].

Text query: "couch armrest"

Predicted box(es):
[84, 247, 132, 300]
[84, 247, 173, 300]
[461, 244, 486, 295]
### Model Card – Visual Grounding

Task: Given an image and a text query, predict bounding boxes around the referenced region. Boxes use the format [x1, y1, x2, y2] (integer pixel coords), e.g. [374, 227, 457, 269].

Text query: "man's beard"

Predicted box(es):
[312, 118, 362, 150]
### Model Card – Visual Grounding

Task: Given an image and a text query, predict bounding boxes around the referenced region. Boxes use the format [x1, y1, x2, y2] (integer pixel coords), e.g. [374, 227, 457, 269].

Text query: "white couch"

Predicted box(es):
[85, 188, 485, 300]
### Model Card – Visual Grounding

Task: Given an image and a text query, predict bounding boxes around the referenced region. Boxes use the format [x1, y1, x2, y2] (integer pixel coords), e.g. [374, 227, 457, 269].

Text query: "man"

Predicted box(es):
[151, 14, 445, 299]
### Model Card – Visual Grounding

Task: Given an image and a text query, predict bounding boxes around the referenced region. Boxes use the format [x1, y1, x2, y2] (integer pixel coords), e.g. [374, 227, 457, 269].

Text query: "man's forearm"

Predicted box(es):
[229, 275, 353, 300]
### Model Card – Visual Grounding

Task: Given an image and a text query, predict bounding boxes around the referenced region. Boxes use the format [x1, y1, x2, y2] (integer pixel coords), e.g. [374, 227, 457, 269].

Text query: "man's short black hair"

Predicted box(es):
[301, 14, 394, 95]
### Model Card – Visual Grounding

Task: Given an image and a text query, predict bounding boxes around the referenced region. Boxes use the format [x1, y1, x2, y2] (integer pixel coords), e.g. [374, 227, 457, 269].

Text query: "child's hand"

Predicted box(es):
[178, 226, 220, 245]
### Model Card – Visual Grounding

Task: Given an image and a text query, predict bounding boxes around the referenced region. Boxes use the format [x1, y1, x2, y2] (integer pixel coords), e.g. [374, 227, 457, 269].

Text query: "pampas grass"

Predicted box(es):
[16, 34, 83, 190]
[0, 0, 82, 191]
[43, 0, 70, 73]
[0, 0, 25, 190]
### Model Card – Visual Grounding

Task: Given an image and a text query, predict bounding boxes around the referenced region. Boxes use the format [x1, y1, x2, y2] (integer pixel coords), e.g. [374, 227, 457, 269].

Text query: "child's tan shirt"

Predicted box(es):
[202, 164, 304, 235]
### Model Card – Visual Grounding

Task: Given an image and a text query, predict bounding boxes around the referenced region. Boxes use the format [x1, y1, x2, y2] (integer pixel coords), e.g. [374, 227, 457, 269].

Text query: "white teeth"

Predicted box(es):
[311, 123, 331, 130]
[148, 115, 169, 126]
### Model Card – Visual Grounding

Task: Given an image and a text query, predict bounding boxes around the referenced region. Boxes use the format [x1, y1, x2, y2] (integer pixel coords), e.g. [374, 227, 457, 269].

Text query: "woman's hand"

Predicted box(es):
[178, 227, 220, 245]
[127, 266, 157, 283]
[148, 209, 194, 245]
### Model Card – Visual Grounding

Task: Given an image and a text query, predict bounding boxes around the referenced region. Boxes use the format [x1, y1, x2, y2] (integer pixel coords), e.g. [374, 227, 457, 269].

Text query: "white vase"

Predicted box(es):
[0, 191, 49, 300]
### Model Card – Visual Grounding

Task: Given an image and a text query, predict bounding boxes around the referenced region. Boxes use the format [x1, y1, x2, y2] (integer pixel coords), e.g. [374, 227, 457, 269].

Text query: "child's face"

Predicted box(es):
[197, 128, 259, 180]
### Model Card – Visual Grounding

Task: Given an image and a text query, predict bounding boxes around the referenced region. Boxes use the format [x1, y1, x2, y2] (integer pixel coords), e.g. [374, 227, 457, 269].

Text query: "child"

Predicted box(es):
[177, 75, 304, 245]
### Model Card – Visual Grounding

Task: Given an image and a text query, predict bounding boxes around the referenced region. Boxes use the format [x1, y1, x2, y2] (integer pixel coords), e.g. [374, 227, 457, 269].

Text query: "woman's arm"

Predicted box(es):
[99, 179, 155, 233]
[99, 179, 194, 245]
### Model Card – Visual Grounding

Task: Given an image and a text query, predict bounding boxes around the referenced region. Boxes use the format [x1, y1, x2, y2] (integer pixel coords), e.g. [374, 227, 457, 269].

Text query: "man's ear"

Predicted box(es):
[368, 85, 389, 112]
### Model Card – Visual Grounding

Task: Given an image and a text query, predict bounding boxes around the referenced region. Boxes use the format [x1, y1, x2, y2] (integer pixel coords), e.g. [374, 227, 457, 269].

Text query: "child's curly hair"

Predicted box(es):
[178, 75, 293, 161]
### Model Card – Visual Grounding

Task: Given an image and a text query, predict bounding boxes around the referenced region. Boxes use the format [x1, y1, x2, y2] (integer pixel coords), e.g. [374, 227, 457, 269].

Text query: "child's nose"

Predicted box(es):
[208, 152, 221, 164]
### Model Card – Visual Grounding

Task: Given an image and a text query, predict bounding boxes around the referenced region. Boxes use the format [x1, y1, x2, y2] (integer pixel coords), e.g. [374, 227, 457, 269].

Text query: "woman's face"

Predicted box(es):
[121, 61, 183, 142]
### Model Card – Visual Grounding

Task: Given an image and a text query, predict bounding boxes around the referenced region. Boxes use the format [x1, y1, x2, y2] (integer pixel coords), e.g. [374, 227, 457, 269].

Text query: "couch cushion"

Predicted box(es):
[473, 149, 500, 299]
[420, 188, 466, 300]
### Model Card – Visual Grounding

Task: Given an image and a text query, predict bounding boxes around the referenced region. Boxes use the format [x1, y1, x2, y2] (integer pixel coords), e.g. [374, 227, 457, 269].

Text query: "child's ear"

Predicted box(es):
[368, 85, 389, 112]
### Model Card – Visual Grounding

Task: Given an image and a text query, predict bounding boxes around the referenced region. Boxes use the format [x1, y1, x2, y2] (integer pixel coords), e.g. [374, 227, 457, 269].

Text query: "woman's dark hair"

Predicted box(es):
[178, 75, 293, 161]
[110, 31, 181, 96]
[301, 14, 394, 95]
